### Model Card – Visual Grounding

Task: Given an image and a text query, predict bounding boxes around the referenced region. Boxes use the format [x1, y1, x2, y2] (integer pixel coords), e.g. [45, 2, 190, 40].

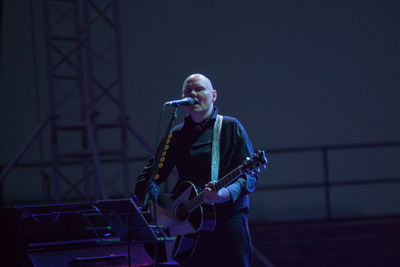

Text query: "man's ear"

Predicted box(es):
[212, 90, 217, 102]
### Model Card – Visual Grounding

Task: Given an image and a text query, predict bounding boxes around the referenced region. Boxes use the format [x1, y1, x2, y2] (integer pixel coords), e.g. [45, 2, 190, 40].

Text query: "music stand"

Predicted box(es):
[95, 198, 174, 267]
[95, 198, 157, 243]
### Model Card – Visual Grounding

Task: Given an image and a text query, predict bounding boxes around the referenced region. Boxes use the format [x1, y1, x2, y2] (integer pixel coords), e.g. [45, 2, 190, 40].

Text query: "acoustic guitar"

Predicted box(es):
[145, 150, 268, 263]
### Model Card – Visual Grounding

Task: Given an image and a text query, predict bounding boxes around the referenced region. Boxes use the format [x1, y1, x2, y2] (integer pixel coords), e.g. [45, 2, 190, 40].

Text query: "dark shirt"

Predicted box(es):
[135, 108, 258, 224]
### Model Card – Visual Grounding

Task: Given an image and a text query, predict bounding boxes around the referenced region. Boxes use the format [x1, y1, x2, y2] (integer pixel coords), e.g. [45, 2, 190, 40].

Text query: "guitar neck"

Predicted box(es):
[187, 166, 243, 213]
[214, 166, 242, 191]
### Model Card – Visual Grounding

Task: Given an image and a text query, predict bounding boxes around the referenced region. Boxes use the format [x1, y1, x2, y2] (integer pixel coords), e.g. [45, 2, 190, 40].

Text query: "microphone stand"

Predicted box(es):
[142, 105, 179, 267]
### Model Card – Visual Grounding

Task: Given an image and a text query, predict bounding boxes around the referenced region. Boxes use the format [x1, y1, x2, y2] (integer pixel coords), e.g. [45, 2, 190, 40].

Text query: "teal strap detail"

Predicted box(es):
[211, 115, 223, 182]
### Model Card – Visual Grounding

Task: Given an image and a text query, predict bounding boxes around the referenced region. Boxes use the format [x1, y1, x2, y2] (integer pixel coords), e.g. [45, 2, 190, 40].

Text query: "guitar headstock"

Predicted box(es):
[241, 150, 268, 174]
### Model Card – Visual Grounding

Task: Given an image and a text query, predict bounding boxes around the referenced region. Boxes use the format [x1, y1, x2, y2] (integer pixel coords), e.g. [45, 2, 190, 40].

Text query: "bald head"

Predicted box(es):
[181, 73, 217, 123]
[182, 74, 213, 92]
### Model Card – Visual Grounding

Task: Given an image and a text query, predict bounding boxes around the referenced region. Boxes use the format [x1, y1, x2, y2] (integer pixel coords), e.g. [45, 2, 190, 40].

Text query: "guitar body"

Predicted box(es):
[144, 150, 268, 263]
[145, 180, 216, 263]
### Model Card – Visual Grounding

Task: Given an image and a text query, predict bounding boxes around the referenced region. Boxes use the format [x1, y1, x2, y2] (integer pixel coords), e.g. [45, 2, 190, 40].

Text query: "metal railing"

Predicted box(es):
[259, 141, 400, 219]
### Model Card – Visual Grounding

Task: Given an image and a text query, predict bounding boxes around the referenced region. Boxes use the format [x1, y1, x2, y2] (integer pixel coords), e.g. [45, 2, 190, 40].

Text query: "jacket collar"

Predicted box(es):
[184, 107, 218, 129]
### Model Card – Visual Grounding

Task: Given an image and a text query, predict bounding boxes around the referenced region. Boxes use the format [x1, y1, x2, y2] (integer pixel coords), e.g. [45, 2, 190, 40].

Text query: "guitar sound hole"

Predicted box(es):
[175, 203, 189, 222]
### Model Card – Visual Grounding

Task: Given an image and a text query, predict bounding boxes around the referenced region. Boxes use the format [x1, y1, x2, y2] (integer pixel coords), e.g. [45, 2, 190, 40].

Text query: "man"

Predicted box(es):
[135, 74, 258, 267]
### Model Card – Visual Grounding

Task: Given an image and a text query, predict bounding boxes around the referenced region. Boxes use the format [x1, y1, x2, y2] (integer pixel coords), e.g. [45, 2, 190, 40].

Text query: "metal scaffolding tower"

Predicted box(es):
[42, 0, 129, 202]
[0, 0, 154, 205]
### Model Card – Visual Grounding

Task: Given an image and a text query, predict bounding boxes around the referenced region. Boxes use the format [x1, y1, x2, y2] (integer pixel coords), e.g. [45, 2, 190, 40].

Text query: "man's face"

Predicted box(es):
[182, 76, 216, 117]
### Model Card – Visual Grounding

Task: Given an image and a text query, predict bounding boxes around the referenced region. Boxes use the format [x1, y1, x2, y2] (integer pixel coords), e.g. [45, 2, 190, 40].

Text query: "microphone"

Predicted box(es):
[164, 97, 195, 106]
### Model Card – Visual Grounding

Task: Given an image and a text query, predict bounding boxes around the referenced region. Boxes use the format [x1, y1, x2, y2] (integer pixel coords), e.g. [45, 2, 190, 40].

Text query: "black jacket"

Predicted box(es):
[135, 108, 258, 224]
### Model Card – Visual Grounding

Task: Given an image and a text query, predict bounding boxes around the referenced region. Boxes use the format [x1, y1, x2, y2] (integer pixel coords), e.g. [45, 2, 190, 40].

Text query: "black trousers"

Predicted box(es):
[181, 212, 252, 267]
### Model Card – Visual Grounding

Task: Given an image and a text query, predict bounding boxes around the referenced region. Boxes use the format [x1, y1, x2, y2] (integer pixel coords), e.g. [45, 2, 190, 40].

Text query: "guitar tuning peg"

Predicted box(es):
[257, 168, 261, 173]
[263, 165, 267, 169]
[246, 157, 250, 160]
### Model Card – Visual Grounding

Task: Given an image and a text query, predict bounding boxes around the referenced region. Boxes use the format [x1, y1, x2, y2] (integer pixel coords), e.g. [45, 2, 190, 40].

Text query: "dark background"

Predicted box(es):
[1, 0, 400, 223]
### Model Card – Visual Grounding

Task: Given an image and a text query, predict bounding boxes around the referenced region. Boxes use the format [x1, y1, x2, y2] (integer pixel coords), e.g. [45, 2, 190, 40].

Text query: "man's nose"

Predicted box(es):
[187, 89, 196, 97]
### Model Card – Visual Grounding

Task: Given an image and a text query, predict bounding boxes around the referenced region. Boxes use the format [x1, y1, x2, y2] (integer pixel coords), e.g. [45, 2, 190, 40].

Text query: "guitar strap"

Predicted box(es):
[211, 114, 223, 182]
